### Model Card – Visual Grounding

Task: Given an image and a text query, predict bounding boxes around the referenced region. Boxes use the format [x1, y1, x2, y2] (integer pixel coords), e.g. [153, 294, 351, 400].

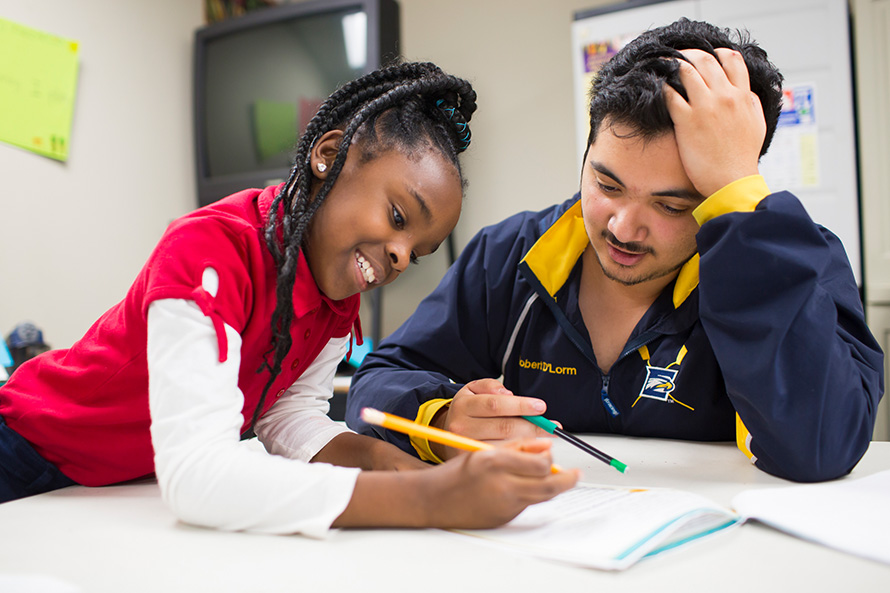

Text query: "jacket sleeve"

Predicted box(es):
[345, 216, 533, 455]
[695, 177, 884, 482]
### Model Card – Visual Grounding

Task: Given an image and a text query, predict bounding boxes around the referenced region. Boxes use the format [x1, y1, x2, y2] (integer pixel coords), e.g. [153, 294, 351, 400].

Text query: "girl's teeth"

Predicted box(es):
[356, 254, 376, 284]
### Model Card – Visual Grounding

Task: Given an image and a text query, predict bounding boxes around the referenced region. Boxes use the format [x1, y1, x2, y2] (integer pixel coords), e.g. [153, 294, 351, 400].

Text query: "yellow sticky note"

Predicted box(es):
[0, 18, 80, 161]
[799, 132, 820, 188]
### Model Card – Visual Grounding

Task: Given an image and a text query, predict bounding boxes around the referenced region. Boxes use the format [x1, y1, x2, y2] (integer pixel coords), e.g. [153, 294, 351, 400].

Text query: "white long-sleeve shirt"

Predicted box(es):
[147, 281, 360, 538]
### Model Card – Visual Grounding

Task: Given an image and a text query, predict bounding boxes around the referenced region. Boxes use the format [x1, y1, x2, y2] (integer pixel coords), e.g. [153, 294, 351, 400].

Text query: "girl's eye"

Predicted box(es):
[392, 206, 405, 229]
[391, 205, 419, 264]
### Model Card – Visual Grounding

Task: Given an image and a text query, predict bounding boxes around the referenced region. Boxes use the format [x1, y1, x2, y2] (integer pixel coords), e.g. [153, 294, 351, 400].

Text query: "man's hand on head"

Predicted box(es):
[663, 48, 767, 198]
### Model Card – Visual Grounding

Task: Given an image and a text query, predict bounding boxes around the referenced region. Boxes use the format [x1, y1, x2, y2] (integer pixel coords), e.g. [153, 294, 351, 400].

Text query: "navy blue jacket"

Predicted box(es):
[346, 188, 884, 482]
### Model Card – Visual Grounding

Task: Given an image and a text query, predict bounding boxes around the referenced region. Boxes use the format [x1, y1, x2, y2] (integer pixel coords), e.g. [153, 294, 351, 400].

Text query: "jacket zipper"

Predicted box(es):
[600, 374, 619, 417]
[599, 330, 661, 418]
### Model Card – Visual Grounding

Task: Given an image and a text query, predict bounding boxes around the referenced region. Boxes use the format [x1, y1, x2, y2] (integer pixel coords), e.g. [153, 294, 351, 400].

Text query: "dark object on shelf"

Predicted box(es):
[6, 322, 51, 373]
[204, 0, 278, 25]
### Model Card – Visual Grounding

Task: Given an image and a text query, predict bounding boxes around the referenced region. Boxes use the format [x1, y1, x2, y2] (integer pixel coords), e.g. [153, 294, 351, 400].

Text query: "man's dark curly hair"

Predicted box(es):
[587, 17, 783, 157]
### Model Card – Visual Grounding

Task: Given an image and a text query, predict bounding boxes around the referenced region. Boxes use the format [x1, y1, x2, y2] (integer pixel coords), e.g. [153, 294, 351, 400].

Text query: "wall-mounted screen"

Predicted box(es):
[194, 0, 399, 207]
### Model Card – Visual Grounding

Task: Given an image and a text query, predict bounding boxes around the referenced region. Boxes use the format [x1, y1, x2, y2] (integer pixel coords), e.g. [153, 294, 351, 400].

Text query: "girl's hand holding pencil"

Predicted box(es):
[416, 436, 580, 528]
[337, 408, 579, 529]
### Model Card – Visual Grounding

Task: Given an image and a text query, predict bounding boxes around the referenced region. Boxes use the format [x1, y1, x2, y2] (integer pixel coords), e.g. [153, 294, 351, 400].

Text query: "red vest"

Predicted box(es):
[0, 185, 360, 486]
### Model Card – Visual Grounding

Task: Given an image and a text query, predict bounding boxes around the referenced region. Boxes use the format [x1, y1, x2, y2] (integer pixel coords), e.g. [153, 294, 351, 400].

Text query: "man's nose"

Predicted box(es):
[607, 204, 648, 245]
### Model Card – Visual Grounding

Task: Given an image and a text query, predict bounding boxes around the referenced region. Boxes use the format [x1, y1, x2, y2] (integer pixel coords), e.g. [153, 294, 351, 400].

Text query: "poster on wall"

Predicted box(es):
[0, 18, 80, 162]
[758, 83, 820, 191]
[575, 32, 640, 151]
[571, 0, 697, 163]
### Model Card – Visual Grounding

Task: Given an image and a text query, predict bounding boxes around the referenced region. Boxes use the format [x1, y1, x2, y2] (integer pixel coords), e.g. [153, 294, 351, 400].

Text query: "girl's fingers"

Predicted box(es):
[475, 448, 579, 503]
[509, 438, 553, 455]
[478, 446, 553, 476]
[513, 468, 581, 504]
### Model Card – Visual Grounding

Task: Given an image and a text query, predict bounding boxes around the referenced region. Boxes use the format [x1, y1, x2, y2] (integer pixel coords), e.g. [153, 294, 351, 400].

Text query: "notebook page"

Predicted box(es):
[731, 468, 890, 565]
[454, 482, 739, 570]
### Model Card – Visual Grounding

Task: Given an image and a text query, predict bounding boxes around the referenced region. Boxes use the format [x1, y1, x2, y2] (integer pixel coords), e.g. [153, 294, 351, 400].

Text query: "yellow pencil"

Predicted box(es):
[360, 407, 562, 473]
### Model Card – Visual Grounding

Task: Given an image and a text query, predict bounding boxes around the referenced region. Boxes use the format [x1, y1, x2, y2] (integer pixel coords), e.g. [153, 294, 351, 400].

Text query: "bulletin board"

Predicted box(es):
[571, 0, 862, 283]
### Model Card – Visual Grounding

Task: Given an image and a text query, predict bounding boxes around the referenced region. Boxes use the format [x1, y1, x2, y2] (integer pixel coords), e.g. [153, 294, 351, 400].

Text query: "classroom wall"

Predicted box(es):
[0, 0, 204, 348]
[372, 0, 615, 337]
[0, 0, 610, 347]
[2, 0, 879, 354]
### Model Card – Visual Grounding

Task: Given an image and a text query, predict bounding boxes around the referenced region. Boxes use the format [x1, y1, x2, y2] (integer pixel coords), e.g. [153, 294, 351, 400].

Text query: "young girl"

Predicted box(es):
[0, 62, 577, 534]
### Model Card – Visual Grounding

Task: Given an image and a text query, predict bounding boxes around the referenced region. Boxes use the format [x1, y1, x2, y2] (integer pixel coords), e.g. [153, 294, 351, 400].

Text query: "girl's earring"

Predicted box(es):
[316, 162, 327, 173]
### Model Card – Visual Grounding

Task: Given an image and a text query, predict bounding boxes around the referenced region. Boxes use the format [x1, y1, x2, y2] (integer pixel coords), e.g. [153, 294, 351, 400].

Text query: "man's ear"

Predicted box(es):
[310, 130, 344, 180]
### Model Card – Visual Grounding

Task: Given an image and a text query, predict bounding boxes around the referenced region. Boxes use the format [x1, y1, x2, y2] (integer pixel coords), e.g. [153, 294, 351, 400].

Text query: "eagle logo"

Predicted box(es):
[633, 345, 694, 411]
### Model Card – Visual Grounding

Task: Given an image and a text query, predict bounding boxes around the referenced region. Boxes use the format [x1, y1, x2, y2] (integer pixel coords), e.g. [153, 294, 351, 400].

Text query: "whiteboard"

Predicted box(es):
[571, 0, 861, 284]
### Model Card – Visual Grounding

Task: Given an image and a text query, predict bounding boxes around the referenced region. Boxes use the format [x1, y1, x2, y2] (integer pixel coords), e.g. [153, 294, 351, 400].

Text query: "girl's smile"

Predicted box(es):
[303, 139, 463, 301]
[355, 250, 378, 287]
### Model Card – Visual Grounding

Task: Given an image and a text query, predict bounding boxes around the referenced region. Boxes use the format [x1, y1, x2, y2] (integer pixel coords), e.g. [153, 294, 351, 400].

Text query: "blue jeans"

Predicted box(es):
[0, 415, 76, 503]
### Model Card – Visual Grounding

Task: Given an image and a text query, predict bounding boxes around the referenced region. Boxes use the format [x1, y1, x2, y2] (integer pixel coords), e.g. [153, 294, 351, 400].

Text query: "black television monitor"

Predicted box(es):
[193, 0, 400, 207]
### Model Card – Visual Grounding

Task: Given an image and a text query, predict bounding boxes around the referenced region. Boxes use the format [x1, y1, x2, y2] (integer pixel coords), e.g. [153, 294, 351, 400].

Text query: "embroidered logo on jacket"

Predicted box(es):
[640, 367, 679, 401]
[519, 358, 577, 375]
[632, 345, 694, 411]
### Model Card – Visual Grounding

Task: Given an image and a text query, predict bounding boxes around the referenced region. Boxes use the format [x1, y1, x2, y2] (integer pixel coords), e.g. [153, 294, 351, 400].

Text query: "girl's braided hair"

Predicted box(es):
[254, 61, 477, 428]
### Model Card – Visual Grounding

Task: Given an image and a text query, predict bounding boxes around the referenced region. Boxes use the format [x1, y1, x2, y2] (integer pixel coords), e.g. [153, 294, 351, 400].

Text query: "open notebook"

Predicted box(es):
[732, 469, 890, 566]
[454, 469, 890, 571]
[454, 483, 740, 571]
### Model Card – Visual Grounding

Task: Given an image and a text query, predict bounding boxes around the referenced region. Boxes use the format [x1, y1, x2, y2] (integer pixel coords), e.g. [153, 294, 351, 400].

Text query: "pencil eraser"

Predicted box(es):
[611, 459, 628, 474]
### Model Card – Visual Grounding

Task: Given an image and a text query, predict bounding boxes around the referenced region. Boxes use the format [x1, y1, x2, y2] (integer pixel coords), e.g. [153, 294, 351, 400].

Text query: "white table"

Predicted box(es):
[1, 436, 887, 593]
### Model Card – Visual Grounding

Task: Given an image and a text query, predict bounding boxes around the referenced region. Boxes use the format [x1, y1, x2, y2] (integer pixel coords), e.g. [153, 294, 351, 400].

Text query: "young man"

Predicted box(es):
[345, 19, 884, 483]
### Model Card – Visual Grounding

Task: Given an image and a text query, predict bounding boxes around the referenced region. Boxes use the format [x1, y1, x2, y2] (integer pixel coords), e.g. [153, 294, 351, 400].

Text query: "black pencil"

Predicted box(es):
[523, 415, 628, 473]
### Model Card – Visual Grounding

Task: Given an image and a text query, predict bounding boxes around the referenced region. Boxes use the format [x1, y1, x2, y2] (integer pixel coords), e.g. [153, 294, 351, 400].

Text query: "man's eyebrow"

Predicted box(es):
[652, 188, 705, 201]
[590, 159, 704, 201]
[409, 188, 433, 223]
[589, 160, 624, 186]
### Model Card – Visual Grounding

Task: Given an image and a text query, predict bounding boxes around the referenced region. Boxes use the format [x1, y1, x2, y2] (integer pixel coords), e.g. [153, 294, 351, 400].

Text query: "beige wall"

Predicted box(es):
[379, 0, 613, 336]
[0, 0, 611, 347]
[0, 1, 204, 348]
[401, 0, 612, 234]
[10, 1, 876, 349]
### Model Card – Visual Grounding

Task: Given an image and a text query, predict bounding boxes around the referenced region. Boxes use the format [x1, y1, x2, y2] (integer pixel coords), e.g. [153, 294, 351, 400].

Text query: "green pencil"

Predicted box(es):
[523, 415, 628, 473]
